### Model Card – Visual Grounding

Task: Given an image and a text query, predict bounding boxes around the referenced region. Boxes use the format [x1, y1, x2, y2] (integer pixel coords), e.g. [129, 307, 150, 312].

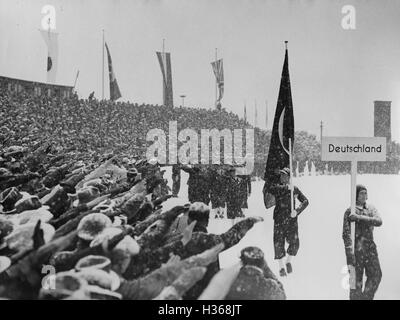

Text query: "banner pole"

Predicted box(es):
[349, 160, 357, 290]
[289, 138, 295, 216]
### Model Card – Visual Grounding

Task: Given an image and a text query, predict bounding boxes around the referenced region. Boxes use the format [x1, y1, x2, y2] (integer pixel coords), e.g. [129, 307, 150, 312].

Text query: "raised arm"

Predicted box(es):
[219, 217, 263, 250]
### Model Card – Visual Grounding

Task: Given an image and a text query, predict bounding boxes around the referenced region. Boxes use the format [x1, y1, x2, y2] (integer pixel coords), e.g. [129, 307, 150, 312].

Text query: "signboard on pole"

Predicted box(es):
[321, 136, 386, 291]
[321, 137, 386, 162]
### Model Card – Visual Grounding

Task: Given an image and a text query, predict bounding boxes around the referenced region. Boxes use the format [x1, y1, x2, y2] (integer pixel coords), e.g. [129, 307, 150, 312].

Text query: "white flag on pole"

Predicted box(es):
[40, 29, 58, 84]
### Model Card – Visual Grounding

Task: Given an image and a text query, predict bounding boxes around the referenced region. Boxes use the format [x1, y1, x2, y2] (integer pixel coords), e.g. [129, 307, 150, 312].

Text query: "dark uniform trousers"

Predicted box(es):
[350, 241, 382, 300]
[268, 184, 308, 260]
[273, 217, 299, 260]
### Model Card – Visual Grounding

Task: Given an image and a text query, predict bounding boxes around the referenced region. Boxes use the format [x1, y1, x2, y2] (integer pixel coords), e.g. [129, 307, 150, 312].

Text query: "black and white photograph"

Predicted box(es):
[0, 0, 399, 302]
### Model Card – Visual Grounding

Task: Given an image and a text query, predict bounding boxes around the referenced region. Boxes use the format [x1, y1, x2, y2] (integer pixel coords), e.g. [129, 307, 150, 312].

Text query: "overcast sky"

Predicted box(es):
[1, 0, 399, 141]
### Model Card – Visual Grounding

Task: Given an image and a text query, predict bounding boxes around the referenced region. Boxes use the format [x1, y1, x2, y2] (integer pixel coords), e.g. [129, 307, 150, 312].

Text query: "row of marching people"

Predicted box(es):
[172, 164, 251, 224]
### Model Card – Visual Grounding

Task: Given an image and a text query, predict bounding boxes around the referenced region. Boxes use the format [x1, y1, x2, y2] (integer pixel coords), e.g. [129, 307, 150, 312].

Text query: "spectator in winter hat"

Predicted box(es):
[73, 186, 101, 208]
[38, 272, 89, 300]
[40, 185, 71, 218]
[75, 255, 120, 291]
[14, 194, 42, 213]
[225, 246, 286, 300]
[77, 213, 112, 242]
[59, 171, 86, 194]
[187, 202, 210, 233]
[42, 164, 71, 188]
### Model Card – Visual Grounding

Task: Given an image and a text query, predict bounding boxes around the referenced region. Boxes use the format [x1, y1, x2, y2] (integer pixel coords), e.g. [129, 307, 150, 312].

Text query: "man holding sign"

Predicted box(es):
[322, 135, 386, 300]
[342, 184, 383, 300]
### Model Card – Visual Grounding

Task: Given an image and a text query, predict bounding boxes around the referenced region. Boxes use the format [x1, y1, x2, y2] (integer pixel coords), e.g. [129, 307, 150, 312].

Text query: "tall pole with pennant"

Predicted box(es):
[263, 41, 295, 210]
[156, 39, 174, 107]
[284, 41, 295, 217]
[40, 17, 58, 84]
[211, 48, 224, 110]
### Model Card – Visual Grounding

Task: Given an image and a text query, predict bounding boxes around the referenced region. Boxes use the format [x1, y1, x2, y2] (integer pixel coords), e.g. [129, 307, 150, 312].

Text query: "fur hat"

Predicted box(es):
[77, 213, 112, 241]
[77, 268, 120, 291]
[188, 202, 210, 221]
[110, 235, 140, 275]
[40, 186, 70, 217]
[73, 186, 100, 208]
[240, 246, 265, 267]
[75, 255, 112, 272]
[14, 194, 42, 213]
[38, 272, 89, 300]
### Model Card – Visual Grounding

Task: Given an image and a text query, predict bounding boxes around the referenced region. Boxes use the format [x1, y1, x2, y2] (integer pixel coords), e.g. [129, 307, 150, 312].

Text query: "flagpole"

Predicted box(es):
[215, 48, 218, 108]
[47, 18, 51, 84]
[244, 99, 246, 123]
[289, 138, 295, 217]
[162, 39, 166, 106]
[73, 70, 80, 89]
[320, 120, 323, 142]
[102, 29, 105, 100]
[254, 100, 257, 128]
[285, 40, 295, 217]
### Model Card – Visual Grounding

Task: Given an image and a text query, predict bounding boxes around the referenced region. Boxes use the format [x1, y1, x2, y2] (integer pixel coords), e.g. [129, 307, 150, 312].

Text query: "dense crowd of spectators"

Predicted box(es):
[2, 89, 398, 177]
[0, 87, 289, 300]
[0, 89, 249, 156]
[0, 141, 284, 300]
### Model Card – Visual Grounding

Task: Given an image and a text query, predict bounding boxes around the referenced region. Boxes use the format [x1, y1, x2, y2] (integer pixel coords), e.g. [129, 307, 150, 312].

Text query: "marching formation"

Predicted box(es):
[178, 164, 251, 223]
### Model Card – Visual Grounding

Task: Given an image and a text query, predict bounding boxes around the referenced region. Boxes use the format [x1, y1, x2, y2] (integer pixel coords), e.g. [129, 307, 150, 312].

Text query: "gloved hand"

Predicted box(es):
[348, 213, 359, 222]
[248, 216, 264, 223]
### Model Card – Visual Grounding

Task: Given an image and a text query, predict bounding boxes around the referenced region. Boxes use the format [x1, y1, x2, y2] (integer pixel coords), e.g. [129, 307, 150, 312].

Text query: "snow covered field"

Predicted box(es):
[162, 168, 400, 300]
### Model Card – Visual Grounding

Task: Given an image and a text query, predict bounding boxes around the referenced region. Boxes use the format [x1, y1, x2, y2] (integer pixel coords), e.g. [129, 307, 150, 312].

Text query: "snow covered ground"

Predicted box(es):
[162, 168, 400, 300]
